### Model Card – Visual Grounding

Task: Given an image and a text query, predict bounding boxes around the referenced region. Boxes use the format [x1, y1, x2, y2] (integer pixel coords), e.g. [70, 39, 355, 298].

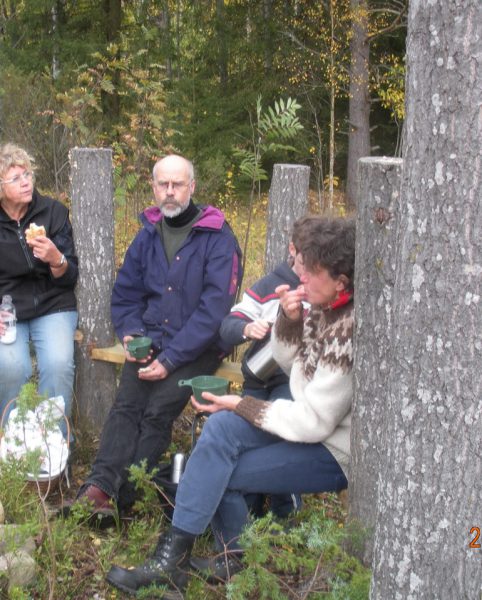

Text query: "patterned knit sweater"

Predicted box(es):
[235, 300, 354, 478]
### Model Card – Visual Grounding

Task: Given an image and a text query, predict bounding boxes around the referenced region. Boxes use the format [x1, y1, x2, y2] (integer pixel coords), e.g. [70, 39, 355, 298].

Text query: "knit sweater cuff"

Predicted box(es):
[234, 395, 269, 428]
[275, 310, 304, 345]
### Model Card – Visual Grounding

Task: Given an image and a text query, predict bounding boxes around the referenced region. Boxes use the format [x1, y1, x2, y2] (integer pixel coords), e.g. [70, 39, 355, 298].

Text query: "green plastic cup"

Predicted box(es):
[178, 375, 229, 405]
[126, 336, 152, 359]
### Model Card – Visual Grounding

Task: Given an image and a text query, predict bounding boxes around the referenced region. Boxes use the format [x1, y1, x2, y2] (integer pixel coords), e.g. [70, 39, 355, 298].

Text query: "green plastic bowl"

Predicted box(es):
[178, 375, 229, 405]
[126, 336, 152, 359]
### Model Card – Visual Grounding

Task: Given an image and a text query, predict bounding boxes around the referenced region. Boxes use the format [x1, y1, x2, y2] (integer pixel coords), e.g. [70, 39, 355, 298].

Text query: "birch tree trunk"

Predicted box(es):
[265, 164, 310, 273]
[70, 148, 117, 429]
[370, 2, 482, 597]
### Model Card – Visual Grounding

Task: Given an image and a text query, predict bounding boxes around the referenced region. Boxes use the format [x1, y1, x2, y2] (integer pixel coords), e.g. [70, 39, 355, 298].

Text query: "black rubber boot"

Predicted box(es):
[106, 529, 194, 595]
[190, 552, 244, 583]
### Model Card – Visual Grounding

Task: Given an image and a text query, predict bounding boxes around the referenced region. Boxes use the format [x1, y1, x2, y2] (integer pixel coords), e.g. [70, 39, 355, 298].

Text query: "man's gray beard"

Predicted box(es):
[160, 201, 186, 218]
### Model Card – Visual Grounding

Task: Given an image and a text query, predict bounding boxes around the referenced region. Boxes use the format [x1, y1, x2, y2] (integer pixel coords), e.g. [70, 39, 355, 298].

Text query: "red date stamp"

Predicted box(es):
[469, 527, 480, 548]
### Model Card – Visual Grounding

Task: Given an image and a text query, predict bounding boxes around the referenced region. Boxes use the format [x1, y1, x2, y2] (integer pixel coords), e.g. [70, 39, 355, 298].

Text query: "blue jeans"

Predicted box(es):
[0, 311, 78, 430]
[243, 383, 301, 518]
[173, 411, 347, 551]
[85, 349, 222, 509]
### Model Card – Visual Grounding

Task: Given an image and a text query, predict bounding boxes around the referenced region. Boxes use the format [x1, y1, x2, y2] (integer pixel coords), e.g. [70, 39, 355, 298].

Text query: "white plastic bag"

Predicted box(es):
[0, 396, 68, 479]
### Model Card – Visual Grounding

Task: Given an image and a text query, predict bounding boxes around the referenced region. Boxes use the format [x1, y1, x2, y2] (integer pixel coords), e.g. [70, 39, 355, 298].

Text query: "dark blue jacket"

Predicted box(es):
[111, 204, 242, 372]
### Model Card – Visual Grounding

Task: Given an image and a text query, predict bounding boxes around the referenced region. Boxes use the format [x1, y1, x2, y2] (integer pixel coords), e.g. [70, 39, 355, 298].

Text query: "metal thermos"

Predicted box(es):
[245, 342, 279, 382]
[171, 452, 186, 484]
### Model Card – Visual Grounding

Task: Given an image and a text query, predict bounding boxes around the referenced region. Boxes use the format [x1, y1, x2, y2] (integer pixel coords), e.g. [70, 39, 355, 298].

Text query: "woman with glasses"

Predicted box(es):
[0, 143, 78, 432]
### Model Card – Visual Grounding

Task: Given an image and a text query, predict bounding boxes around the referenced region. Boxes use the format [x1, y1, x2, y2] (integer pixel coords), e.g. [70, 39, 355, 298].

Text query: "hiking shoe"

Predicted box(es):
[190, 553, 244, 583]
[106, 529, 194, 595]
[60, 484, 117, 528]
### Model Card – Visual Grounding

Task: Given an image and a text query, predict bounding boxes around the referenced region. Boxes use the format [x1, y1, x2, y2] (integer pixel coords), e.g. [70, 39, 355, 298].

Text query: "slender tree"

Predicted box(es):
[216, 0, 228, 88]
[345, 0, 370, 211]
[345, 0, 407, 210]
[101, 0, 122, 125]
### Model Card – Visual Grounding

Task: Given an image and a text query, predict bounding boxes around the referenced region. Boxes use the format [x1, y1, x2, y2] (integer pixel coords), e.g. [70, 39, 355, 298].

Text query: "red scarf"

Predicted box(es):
[330, 290, 353, 310]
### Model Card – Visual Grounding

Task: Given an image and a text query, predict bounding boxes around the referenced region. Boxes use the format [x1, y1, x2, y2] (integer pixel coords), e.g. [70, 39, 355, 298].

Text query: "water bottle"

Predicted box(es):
[170, 452, 186, 484]
[0, 295, 16, 344]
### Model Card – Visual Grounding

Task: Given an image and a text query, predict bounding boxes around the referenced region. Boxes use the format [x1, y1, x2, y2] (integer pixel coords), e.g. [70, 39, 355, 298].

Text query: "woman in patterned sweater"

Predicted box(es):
[106, 216, 356, 596]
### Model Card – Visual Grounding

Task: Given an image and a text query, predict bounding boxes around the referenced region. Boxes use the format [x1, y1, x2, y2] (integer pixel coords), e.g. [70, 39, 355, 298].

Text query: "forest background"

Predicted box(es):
[0, 0, 407, 220]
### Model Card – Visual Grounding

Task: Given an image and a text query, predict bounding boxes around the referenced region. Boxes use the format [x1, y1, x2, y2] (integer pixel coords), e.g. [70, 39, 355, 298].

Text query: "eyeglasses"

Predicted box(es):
[0, 171, 35, 185]
[153, 180, 191, 192]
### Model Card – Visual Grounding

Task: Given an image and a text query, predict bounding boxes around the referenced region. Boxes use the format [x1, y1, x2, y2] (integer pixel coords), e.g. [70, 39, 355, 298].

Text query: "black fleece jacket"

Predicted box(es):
[0, 190, 78, 321]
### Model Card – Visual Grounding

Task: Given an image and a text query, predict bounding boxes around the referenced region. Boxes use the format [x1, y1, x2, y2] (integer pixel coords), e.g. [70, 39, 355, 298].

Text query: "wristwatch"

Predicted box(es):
[53, 254, 66, 268]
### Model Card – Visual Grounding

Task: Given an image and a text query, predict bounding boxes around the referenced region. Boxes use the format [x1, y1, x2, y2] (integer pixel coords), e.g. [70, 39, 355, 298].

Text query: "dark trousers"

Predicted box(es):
[85, 349, 222, 508]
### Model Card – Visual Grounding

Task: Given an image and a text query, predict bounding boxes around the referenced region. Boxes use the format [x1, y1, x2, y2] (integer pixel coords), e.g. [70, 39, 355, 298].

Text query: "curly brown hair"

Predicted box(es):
[298, 217, 355, 291]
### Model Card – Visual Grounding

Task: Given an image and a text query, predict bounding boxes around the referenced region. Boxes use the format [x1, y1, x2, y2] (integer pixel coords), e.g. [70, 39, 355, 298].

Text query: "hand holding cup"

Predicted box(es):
[125, 336, 153, 361]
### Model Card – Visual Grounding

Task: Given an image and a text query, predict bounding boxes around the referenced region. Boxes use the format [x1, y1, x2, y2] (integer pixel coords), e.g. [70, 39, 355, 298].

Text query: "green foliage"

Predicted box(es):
[56, 43, 170, 170]
[221, 510, 370, 599]
[14, 382, 46, 417]
[373, 55, 406, 121]
[5, 587, 32, 600]
[233, 96, 303, 185]
[323, 546, 371, 599]
[0, 0, 405, 205]
[0, 457, 39, 524]
[127, 459, 163, 519]
[136, 583, 170, 599]
[231, 95, 303, 283]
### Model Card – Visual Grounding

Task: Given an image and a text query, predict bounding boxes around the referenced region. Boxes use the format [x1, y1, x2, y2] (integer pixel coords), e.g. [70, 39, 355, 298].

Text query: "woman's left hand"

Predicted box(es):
[191, 392, 241, 414]
[28, 236, 63, 267]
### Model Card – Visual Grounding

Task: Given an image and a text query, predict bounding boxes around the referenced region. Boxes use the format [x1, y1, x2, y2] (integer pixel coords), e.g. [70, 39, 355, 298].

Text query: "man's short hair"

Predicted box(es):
[152, 155, 195, 181]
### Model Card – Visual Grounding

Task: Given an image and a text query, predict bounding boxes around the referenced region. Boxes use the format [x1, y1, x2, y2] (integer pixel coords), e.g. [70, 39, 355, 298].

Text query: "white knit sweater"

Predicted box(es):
[235, 301, 353, 478]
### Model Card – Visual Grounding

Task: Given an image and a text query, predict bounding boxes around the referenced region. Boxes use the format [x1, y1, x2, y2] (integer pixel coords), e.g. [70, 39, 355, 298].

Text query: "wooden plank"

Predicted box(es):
[91, 343, 125, 364]
[90, 342, 243, 384]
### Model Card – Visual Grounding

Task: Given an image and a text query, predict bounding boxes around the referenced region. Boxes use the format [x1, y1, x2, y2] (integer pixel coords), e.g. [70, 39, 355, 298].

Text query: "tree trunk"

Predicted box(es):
[262, 0, 273, 74]
[346, 0, 370, 212]
[156, 1, 172, 80]
[350, 156, 402, 566]
[327, 0, 336, 211]
[216, 0, 228, 89]
[370, 2, 482, 597]
[101, 0, 122, 125]
[265, 164, 310, 273]
[70, 148, 117, 430]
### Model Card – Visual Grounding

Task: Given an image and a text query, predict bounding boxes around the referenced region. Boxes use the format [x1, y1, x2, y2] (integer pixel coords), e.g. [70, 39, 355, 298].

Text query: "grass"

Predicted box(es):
[0, 194, 369, 599]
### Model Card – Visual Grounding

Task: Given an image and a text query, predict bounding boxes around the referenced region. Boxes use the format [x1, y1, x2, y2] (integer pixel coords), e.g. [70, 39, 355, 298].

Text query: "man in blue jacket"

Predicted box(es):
[73, 154, 242, 518]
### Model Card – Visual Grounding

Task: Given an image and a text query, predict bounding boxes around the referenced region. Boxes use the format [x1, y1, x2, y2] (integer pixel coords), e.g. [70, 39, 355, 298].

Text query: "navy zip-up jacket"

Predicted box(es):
[111, 204, 242, 372]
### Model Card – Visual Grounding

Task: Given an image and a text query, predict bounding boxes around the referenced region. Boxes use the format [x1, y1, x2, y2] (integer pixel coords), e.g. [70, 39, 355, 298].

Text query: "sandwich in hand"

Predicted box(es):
[25, 222, 46, 242]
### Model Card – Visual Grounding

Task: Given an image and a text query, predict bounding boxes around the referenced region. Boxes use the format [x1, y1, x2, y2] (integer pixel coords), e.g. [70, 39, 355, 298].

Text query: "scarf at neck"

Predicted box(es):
[164, 199, 200, 228]
[330, 290, 353, 310]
